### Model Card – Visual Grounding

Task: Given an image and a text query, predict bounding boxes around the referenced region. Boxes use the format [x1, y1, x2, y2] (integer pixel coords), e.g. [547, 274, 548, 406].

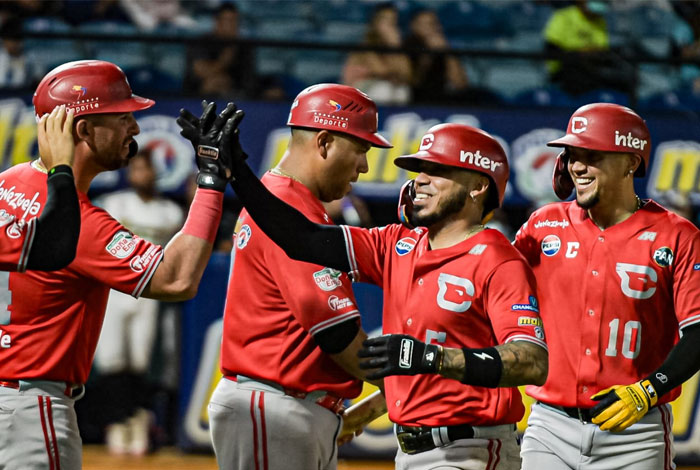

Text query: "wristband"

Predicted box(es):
[181, 188, 224, 243]
[461, 347, 502, 388]
[48, 165, 74, 179]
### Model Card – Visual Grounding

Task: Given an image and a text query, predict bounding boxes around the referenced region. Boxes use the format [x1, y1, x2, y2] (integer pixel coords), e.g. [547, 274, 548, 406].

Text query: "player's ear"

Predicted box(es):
[470, 174, 490, 201]
[316, 130, 333, 159]
[627, 154, 642, 175]
[74, 117, 91, 141]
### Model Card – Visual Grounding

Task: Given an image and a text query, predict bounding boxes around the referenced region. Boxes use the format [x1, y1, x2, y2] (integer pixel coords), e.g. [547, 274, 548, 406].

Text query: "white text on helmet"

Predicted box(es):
[460, 150, 502, 172]
[313, 113, 348, 129]
[615, 131, 647, 151]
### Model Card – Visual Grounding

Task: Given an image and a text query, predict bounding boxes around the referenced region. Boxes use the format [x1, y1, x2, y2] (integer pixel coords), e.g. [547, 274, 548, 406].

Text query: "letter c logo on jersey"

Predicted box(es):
[616, 263, 657, 299]
[541, 234, 561, 256]
[436, 273, 474, 313]
[395, 237, 417, 256]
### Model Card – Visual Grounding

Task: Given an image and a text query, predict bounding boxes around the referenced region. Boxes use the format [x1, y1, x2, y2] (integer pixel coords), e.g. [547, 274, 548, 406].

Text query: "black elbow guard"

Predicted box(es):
[313, 319, 360, 354]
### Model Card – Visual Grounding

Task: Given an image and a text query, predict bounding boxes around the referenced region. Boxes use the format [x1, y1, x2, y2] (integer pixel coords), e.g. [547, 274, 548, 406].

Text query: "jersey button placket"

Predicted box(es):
[579, 243, 606, 400]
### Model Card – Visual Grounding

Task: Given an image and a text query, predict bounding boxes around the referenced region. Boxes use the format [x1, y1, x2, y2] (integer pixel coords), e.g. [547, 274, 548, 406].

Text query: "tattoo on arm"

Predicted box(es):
[495, 341, 548, 387]
[440, 348, 467, 381]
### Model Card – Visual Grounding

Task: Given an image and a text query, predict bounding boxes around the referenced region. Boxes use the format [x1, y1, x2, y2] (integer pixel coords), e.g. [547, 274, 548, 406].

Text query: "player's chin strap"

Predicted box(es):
[397, 179, 416, 229]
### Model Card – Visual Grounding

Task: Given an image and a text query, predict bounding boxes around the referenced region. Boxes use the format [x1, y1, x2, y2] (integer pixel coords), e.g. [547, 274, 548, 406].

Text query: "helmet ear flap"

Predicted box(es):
[397, 179, 416, 228]
[552, 150, 575, 200]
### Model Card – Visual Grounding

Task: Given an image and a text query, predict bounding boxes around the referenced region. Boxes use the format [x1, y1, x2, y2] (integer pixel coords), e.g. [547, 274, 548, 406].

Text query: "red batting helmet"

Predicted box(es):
[394, 123, 510, 211]
[548, 103, 651, 199]
[287, 83, 392, 148]
[33, 60, 155, 118]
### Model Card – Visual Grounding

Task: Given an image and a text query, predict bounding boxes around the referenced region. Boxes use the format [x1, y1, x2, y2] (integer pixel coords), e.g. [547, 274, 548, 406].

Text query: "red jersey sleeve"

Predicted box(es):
[484, 258, 547, 350]
[341, 224, 403, 285]
[672, 219, 700, 331]
[69, 200, 163, 297]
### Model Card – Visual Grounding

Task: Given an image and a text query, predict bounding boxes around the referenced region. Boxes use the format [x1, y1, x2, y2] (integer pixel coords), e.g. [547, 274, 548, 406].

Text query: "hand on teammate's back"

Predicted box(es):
[177, 100, 239, 191]
[37, 104, 75, 170]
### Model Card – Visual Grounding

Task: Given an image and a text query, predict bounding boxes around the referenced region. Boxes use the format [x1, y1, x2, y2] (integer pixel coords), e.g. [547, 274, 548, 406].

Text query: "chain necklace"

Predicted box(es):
[464, 224, 485, 240]
[269, 166, 301, 183]
[635, 195, 644, 212]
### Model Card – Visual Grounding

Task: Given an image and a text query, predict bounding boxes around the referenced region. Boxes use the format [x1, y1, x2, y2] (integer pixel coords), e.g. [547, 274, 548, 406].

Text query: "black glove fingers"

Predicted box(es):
[590, 392, 621, 418]
[199, 101, 217, 132]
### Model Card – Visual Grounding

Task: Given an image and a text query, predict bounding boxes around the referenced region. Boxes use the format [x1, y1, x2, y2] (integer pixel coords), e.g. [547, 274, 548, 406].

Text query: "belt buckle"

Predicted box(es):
[396, 432, 416, 455]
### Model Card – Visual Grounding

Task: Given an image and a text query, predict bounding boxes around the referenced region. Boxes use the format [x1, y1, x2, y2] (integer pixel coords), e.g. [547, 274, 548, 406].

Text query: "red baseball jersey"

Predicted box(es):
[341, 224, 546, 426]
[220, 173, 363, 398]
[0, 173, 37, 272]
[0, 162, 164, 384]
[514, 200, 700, 408]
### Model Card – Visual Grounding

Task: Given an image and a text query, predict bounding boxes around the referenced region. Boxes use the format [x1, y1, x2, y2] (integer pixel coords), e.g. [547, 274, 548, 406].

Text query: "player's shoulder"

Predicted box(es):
[0, 161, 43, 182]
[644, 200, 699, 235]
[479, 228, 529, 261]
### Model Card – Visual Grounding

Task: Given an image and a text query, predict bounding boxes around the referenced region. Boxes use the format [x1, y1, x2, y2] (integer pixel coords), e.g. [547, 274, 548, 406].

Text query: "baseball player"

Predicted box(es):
[513, 103, 700, 469]
[0, 104, 80, 272]
[93, 149, 184, 455]
[217, 119, 549, 469]
[180, 84, 391, 470]
[0, 60, 239, 470]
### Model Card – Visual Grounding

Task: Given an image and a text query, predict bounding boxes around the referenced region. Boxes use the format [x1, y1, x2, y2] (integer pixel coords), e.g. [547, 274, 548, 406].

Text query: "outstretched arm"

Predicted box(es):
[212, 113, 350, 272]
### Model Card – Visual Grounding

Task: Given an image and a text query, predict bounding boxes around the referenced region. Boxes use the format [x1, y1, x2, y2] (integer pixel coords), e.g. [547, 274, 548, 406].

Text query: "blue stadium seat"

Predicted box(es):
[511, 87, 576, 108]
[480, 60, 547, 99]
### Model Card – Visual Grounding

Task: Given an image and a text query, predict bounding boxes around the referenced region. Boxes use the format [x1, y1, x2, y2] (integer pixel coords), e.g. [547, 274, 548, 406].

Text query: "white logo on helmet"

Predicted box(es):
[571, 117, 588, 134]
[419, 133, 434, 151]
[460, 150, 502, 172]
[614, 131, 648, 151]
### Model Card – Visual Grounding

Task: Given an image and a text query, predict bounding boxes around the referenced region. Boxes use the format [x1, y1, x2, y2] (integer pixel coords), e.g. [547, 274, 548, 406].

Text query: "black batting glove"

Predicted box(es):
[220, 108, 248, 182]
[176, 100, 239, 192]
[358, 334, 441, 380]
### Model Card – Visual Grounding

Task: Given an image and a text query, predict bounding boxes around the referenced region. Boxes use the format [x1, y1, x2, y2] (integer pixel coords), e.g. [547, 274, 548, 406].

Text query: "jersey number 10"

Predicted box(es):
[604, 318, 641, 359]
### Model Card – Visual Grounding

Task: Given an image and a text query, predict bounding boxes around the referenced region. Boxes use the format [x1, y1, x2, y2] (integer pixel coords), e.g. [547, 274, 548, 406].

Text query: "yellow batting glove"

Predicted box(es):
[590, 380, 658, 432]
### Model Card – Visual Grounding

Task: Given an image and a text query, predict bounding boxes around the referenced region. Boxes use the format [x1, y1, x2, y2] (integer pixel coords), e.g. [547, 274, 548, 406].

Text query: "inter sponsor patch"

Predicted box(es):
[313, 267, 343, 291]
[236, 224, 252, 250]
[513, 296, 539, 313]
[653, 246, 673, 267]
[395, 237, 417, 256]
[541, 234, 561, 256]
[328, 295, 353, 311]
[106, 231, 137, 259]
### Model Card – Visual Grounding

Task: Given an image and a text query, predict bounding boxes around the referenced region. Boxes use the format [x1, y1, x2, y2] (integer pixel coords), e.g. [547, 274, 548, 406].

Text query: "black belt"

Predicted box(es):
[539, 401, 595, 423]
[396, 424, 475, 455]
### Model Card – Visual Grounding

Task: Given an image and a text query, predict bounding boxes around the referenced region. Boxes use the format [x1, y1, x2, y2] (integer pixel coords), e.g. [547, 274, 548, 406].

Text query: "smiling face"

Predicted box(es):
[81, 112, 140, 171]
[567, 146, 638, 209]
[318, 131, 371, 202]
[408, 161, 484, 228]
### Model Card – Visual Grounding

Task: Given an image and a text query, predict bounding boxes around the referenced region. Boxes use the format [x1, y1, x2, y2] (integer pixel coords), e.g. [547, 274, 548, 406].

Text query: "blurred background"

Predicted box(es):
[1, 0, 700, 466]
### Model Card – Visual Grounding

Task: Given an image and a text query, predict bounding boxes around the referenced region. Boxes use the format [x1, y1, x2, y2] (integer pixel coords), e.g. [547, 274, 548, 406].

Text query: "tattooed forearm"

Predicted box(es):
[440, 347, 467, 381]
[496, 341, 548, 387]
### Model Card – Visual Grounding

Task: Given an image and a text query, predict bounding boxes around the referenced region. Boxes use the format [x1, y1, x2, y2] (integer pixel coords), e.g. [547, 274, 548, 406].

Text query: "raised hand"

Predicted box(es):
[176, 100, 239, 191]
[219, 107, 248, 181]
[37, 105, 75, 170]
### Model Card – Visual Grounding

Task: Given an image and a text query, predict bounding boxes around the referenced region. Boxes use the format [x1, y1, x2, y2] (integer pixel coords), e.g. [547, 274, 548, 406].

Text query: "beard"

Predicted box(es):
[409, 186, 469, 228]
[576, 190, 600, 209]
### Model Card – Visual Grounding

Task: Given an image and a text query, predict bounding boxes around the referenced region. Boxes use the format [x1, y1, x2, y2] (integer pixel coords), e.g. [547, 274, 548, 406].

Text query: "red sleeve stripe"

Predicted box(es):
[308, 310, 361, 336]
[132, 249, 164, 297]
[341, 225, 360, 282]
[505, 334, 548, 351]
[679, 315, 700, 330]
[17, 217, 37, 272]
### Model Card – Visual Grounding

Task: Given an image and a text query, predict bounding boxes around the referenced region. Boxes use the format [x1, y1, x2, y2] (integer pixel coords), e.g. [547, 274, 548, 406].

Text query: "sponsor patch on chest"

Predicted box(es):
[395, 237, 417, 256]
[106, 231, 137, 259]
[653, 247, 673, 267]
[541, 234, 561, 256]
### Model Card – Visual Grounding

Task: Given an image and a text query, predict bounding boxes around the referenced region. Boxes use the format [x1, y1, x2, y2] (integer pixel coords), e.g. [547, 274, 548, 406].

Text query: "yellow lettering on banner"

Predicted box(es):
[11, 113, 37, 167]
[671, 371, 699, 435]
[653, 147, 700, 193]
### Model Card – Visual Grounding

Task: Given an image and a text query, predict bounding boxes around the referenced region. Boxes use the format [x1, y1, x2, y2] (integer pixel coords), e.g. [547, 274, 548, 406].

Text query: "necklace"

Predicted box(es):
[634, 195, 643, 212]
[269, 166, 301, 183]
[464, 224, 485, 240]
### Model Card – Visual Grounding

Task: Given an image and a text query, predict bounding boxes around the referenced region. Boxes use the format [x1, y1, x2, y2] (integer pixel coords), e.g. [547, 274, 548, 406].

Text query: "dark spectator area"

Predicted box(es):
[0, 0, 698, 110]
